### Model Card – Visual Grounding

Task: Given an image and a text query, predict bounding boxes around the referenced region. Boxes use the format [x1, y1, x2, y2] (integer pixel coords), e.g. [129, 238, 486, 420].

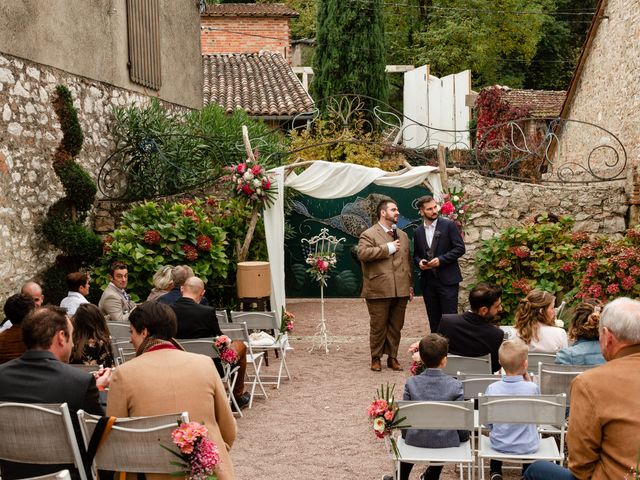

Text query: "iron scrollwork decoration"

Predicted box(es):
[473, 117, 627, 183]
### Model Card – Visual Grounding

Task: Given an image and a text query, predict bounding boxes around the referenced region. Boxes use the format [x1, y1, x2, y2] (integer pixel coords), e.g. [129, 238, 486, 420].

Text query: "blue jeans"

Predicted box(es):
[524, 461, 577, 480]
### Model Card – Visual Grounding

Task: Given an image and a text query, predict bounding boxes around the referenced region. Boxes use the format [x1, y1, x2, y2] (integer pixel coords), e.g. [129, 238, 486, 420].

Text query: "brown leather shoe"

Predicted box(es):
[387, 357, 402, 371]
[371, 357, 382, 372]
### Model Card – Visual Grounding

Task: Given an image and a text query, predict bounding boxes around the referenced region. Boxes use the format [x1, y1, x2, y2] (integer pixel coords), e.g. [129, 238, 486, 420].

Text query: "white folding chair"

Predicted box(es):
[216, 309, 230, 324]
[527, 353, 556, 374]
[77, 410, 189, 476]
[230, 310, 291, 388]
[221, 323, 268, 408]
[537, 362, 593, 399]
[394, 400, 475, 480]
[477, 394, 567, 480]
[444, 354, 492, 376]
[117, 346, 136, 363]
[457, 373, 500, 401]
[176, 338, 243, 416]
[106, 322, 131, 341]
[0, 402, 88, 480]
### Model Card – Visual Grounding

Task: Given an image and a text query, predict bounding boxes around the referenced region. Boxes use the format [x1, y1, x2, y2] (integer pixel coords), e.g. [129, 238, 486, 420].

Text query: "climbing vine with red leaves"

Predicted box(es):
[475, 86, 531, 149]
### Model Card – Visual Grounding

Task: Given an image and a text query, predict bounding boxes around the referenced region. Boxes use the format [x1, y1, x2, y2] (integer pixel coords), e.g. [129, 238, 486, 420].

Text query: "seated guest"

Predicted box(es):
[555, 299, 605, 366]
[525, 297, 640, 480]
[438, 282, 504, 372]
[171, 277, 250, 409]
[71, 304, 115, 368]
[514, 289, 567, 353]
[21, 280, 45, 308]
[383, 333, 469, 480]
[0, 305, 110, 480]
[146, 265, 174, 302]
[98, 261, 135, 323]
[0, 294, 35, 364]
[485, 338, 540, 480]
[107, 302, 237, 480]
[60, 272, 90, 315]
[159, 265, 209, 306]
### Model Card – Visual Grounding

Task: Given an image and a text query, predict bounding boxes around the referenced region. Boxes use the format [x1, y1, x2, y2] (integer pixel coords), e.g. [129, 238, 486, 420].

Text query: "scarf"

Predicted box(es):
[135, 337, 180, 357]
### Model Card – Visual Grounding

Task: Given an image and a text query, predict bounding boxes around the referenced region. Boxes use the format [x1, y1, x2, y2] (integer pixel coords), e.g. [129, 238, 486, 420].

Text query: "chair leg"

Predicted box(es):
[249, 355, 268, 408]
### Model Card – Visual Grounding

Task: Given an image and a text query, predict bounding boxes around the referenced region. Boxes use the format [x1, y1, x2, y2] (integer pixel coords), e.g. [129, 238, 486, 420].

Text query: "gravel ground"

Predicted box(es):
[230, 298, 521, 480]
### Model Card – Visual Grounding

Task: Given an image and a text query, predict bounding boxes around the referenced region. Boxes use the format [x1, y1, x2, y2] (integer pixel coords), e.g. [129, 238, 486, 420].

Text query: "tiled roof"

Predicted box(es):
[501, 88, 567, 118]
[202, 3, 298, 17]
[203, 52, 315, 117]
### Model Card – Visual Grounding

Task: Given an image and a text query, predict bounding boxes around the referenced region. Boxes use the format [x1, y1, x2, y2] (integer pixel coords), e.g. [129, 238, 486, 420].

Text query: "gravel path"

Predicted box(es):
[230, 298, 520, 480]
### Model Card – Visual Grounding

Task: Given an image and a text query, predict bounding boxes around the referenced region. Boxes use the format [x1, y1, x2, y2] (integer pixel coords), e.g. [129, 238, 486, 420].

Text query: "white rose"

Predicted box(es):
[412, 352, 421, 362]
[243, 171, 254, 180]
[373, 417, 386, 432]
[459, 209, 464, 214]
[452, 195, 460, 202]
[256, 188, 263, 195]
[253, 179, 261, 187]
[237, 178, 242, 184]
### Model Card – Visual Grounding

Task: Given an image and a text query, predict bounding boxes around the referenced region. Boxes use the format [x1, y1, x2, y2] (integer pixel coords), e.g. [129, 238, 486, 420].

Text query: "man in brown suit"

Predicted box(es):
[358, 198, 413, 372]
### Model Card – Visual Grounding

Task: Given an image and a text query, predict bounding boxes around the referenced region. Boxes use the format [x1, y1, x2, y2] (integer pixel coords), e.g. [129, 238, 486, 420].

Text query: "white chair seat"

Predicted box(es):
[397, 437, 473, 464]
[478, 435, 561, 461]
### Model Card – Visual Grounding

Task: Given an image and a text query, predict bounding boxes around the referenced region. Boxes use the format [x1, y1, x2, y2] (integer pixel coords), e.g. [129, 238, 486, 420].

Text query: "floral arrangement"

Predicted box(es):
[407, 342, 426, 376]
[161, 421, 220, 480]
[212, 336, 238, 366]
[367, 383, 408, 459]
[305, 251, 338, 287]
[280, 309, 295, 334]
[439, 187, 472, 234]
[225, 157, 276, 207]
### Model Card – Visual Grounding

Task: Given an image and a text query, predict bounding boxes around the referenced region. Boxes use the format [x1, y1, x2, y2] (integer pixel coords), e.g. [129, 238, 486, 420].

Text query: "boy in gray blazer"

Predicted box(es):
[383, 333, 470, 480]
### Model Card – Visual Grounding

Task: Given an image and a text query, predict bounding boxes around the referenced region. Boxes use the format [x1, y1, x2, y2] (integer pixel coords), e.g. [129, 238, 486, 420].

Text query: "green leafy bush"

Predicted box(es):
[110, 101, 285, 200]
[94, 199, 228, 302]
[476, 216, 640, 323]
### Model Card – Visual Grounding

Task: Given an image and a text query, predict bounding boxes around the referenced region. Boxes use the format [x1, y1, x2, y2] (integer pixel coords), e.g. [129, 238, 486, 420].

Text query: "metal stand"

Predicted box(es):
[302, 228, 345, 354]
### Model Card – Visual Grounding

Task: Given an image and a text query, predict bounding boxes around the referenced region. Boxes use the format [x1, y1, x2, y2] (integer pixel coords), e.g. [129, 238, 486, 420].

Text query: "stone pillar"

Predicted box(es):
[629, 168, 640, 228]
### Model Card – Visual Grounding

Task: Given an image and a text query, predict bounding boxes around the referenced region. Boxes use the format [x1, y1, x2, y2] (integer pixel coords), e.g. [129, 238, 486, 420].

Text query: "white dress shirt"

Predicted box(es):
[424, 219, 438, 247]
[379, 223, 397, 254]
[59, 291, 89, 315]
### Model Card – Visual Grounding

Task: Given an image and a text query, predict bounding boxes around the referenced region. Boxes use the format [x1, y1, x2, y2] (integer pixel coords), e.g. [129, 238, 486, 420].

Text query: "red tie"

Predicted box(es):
[387, 231, 394, 237]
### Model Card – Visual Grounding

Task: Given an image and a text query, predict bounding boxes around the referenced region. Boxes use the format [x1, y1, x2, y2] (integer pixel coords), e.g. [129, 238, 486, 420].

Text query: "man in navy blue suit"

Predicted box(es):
[413, 195, 465, 333]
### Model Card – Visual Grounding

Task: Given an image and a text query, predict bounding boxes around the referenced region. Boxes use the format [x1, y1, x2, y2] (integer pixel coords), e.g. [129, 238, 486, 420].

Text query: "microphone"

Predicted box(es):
[391, 224, 398, 240]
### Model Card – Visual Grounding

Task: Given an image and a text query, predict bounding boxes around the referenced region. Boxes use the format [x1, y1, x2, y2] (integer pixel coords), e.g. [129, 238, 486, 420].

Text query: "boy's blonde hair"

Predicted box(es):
[498, 338, 529, 373]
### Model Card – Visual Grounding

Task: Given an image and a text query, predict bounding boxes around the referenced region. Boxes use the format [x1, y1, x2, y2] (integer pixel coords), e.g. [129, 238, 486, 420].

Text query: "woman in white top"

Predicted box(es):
[514, 289, 568, 352]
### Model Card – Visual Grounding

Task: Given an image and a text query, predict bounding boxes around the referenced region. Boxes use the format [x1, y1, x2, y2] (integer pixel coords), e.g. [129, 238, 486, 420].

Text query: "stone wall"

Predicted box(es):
[0, 52, 190, 305]
[557, 0, 639, 181]
[451, 170, 628, 307]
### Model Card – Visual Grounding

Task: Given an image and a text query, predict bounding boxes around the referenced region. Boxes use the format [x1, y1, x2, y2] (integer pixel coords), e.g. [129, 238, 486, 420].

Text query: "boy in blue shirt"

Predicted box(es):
[383, 333, 470, 480]
[484, 338, 540, 480]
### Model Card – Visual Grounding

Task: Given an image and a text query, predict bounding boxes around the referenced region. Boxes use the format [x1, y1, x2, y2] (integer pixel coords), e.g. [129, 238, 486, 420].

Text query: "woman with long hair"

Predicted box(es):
[514, 289, 568, 353]
[555, 299, 605, 365]
[70, 303, 115, 367]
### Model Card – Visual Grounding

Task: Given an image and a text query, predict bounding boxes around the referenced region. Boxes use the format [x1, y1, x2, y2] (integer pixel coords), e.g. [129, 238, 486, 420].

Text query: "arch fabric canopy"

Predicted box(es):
[264, 161, 443, 323]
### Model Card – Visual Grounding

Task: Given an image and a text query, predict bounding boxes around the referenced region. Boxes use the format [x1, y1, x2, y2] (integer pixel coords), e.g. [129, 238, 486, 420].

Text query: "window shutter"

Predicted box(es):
[126, 0, 162, 90]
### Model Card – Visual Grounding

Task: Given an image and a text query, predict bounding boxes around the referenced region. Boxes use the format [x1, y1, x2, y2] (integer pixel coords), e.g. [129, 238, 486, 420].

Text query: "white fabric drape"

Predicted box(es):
[263, 161, 444, 324]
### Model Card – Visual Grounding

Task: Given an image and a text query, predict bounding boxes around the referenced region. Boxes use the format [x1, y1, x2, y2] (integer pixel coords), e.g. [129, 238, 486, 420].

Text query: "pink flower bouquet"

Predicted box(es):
[367, 383, 409, 459]
[407, 342, 425, 376]
[212, 336, 237, 366]
[162, 421, 221, 480]
[279, 309, 295, 335]
[305, 252, 337, 286]
[225, 158, 276, 207]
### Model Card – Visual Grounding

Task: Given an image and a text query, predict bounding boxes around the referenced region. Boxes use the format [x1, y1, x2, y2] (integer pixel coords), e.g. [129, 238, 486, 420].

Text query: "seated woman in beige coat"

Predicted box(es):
[107, 302, 236, 480]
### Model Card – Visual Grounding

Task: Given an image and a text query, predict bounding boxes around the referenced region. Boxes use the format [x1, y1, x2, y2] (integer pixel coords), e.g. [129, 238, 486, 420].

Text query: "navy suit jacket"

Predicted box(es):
[413, 217, 465, 286]
[402, 369, 470, 447]
[0, 350, 103, 479]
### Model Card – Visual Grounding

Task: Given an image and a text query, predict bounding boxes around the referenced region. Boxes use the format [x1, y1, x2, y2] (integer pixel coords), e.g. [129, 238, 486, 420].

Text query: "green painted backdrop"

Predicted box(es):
[284, 185, 431, 297]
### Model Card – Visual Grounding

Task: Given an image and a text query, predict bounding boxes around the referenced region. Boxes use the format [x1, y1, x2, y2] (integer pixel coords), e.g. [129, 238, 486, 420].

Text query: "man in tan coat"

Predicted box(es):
[358, 198, 413, 372]
[107, 302, 237, 480]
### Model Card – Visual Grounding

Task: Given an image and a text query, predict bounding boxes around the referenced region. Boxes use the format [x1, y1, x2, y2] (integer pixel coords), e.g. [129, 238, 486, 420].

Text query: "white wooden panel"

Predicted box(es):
[403, 65, 429, 148]
[453, 70, 472, 149]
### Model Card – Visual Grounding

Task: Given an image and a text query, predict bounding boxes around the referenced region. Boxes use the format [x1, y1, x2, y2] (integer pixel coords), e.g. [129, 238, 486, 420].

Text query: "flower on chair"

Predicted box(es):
[162, 421, 221, 480]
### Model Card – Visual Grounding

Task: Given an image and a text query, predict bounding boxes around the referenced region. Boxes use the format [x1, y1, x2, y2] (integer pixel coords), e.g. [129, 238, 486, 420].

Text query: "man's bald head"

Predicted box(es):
[21, 281, 44, 308]
[181, 276, 205, 301]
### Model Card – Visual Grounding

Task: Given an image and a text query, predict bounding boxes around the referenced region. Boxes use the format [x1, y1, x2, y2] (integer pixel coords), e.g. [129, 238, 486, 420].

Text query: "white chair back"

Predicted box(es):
[456, 373, 499, 400]
[0, 402, 88, 480]
[397, 400, 475, 430]
[478, 393, 567, 427]
[537, 362, 593, 400]
[176, 338, 215, 357]
[230, 310, 278, 331]
[20, 469, 73, 480]
[77, 410, 189, 474]
[107, 322, 131, 341]
[444, 354, 492, 375]
[216, 310, 230, 324]
[527, 352, 556, 369]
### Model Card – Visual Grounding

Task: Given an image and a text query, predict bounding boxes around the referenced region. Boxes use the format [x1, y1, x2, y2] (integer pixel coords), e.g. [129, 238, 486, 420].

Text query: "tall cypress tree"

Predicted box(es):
[311, 0, 388, 109]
